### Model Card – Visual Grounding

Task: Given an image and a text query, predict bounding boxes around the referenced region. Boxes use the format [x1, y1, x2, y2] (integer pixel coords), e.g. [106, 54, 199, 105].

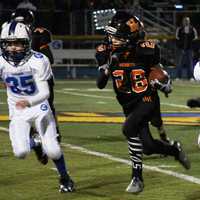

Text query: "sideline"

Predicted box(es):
[0, 126, 200, 185]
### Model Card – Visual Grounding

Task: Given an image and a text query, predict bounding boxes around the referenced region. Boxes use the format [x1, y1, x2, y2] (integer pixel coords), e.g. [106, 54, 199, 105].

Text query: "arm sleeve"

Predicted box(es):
[34, 56, 52, 81]
[28, 80, 50, 106]
[194, 62, 200, 81]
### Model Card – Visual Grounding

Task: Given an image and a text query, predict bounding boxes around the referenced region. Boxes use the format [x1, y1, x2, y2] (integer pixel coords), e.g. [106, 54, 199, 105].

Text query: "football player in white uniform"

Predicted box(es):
[193, 61, 200, 148]
[0, 21, 74, 193]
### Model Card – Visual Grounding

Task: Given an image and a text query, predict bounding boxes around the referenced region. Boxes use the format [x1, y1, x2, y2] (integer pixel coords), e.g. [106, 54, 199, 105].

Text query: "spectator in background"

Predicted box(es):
[175, 16, 198, 80]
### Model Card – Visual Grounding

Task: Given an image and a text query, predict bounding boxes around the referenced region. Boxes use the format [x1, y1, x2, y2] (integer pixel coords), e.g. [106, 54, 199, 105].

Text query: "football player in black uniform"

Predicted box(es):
[95, 11, 190, 193]
[187, 97, 200, 108]
[10, 8, 61, 164]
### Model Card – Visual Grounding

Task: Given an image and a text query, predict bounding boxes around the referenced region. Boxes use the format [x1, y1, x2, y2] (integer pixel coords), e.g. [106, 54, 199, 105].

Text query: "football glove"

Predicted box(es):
[150, 79, 172, 97]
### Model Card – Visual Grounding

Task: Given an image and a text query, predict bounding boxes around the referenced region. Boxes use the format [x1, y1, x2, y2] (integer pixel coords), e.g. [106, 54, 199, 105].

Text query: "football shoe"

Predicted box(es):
[173, 141, 191, 170]
[126, 177, 144, 194]
[59, 175, 75, 193]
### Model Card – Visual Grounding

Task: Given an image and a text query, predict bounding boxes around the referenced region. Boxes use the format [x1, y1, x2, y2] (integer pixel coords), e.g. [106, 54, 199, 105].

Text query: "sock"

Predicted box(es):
[128, 136, 143, 180]
[53, 154, 68, 178]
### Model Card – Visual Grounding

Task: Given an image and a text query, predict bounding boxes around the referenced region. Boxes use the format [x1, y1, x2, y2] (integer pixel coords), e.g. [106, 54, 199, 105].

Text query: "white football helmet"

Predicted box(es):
[0, 21, 32, 64]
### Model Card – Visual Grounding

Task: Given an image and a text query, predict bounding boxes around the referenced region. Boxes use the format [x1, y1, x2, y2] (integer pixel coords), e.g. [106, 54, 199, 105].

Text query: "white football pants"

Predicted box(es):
[9, 101, 62, 160]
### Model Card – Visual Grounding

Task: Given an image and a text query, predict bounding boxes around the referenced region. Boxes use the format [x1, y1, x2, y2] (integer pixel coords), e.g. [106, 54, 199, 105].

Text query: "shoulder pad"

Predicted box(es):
[137, 40, 156, 49]
[135, 40, 160, 64]
[33, 52, 44, 59]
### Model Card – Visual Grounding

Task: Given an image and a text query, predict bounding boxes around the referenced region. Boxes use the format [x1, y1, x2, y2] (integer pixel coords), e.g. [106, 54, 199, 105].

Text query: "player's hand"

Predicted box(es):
[16, 100, 30, 109]
[34, 27, 45, 33]
[150, 79, 172, 97]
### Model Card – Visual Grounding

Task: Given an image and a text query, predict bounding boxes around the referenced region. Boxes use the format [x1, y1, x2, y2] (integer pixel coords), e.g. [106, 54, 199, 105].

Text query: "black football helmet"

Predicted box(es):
[105, 11, 144, 48]
[11, 8, 35, 29]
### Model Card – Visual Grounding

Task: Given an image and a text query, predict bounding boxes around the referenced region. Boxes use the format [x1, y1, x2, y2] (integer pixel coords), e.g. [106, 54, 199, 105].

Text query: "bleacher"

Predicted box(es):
[51, 49, 97, 79]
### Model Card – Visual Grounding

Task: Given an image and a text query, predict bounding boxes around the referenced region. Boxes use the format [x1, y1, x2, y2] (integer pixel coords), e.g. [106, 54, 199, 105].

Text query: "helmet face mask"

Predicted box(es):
[0, 22, 31, 65]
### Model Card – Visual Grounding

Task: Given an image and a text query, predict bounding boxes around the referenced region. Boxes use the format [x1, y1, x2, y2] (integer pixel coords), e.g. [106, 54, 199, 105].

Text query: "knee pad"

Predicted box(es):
[42, 138, 62, 160]
[46, 147, 62, 160]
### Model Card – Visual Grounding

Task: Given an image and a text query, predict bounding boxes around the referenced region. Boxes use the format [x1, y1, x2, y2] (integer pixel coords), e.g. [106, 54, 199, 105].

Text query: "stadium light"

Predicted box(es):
[174, 4, 184, 9]
[92, 9, 116, 30]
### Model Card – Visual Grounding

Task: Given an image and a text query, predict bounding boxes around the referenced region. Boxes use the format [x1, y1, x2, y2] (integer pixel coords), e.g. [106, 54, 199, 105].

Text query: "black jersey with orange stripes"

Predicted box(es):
[31, 27, 54, 64]
[109, 40, 160, 107]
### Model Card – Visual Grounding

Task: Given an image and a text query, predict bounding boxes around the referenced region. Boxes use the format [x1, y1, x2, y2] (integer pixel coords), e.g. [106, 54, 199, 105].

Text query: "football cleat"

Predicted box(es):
[126, 177, 144, 194]
[32, 134, 48, 165]
[59, 175, 75, 193]
[173, 141, 191, 170]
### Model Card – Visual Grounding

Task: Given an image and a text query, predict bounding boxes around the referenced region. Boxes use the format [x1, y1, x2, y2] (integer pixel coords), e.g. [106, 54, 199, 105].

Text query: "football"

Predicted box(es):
[148, 67, 168, 83]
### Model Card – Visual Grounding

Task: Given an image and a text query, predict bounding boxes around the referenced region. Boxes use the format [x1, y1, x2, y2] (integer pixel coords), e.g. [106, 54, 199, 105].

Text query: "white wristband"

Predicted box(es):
[98, 64, 109, 71]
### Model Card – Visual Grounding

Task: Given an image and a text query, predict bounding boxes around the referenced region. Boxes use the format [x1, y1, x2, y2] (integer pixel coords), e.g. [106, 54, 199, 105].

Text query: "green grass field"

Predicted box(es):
[1, 79, 200, 200]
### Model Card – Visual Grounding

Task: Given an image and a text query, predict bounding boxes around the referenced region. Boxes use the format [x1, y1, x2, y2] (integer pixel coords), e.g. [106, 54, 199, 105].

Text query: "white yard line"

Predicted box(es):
[160, 102, 188, 108]
[0, 126, 199, 185]
[56, 89, 189, 108]
[55, 89, 115, 99]
[0, 127, 9, 132]
[62, 143, 200, 185]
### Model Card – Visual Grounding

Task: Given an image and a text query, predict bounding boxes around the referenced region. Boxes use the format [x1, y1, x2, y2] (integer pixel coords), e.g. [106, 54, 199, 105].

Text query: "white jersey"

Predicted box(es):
[0, 51, 52, 108]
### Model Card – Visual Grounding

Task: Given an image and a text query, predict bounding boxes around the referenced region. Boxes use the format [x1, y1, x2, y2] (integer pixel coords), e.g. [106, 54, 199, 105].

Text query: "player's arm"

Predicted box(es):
[16, 55, 52, 108]
[16, 80, 49, 108]
[95, 44, 110, 89]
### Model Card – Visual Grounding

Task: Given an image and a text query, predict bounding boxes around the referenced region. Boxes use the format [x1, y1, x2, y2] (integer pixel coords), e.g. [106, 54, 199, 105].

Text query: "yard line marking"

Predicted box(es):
[160, 102, 188, 108]
[1, 126, 198, 184]
[55, 89, 189, 108]
[0, 127, 9, 132]
[55, 89, 115, 99]
[62, 143, 200, 185]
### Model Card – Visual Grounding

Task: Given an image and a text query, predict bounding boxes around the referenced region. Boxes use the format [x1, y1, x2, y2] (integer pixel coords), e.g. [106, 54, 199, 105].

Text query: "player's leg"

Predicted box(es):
[176, 49, 184, 79]
[150, 93, 170, 143]
[140, 124, 191, 169]
[29, 127, 48, 165]
[9, 118, 31, 159]
[122, 107, 144, 193]
[35, 112, 74, 192]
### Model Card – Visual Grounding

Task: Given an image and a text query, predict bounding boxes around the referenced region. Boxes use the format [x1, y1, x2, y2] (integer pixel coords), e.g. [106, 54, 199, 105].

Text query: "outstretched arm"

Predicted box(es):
[95, 44, 110, 89]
